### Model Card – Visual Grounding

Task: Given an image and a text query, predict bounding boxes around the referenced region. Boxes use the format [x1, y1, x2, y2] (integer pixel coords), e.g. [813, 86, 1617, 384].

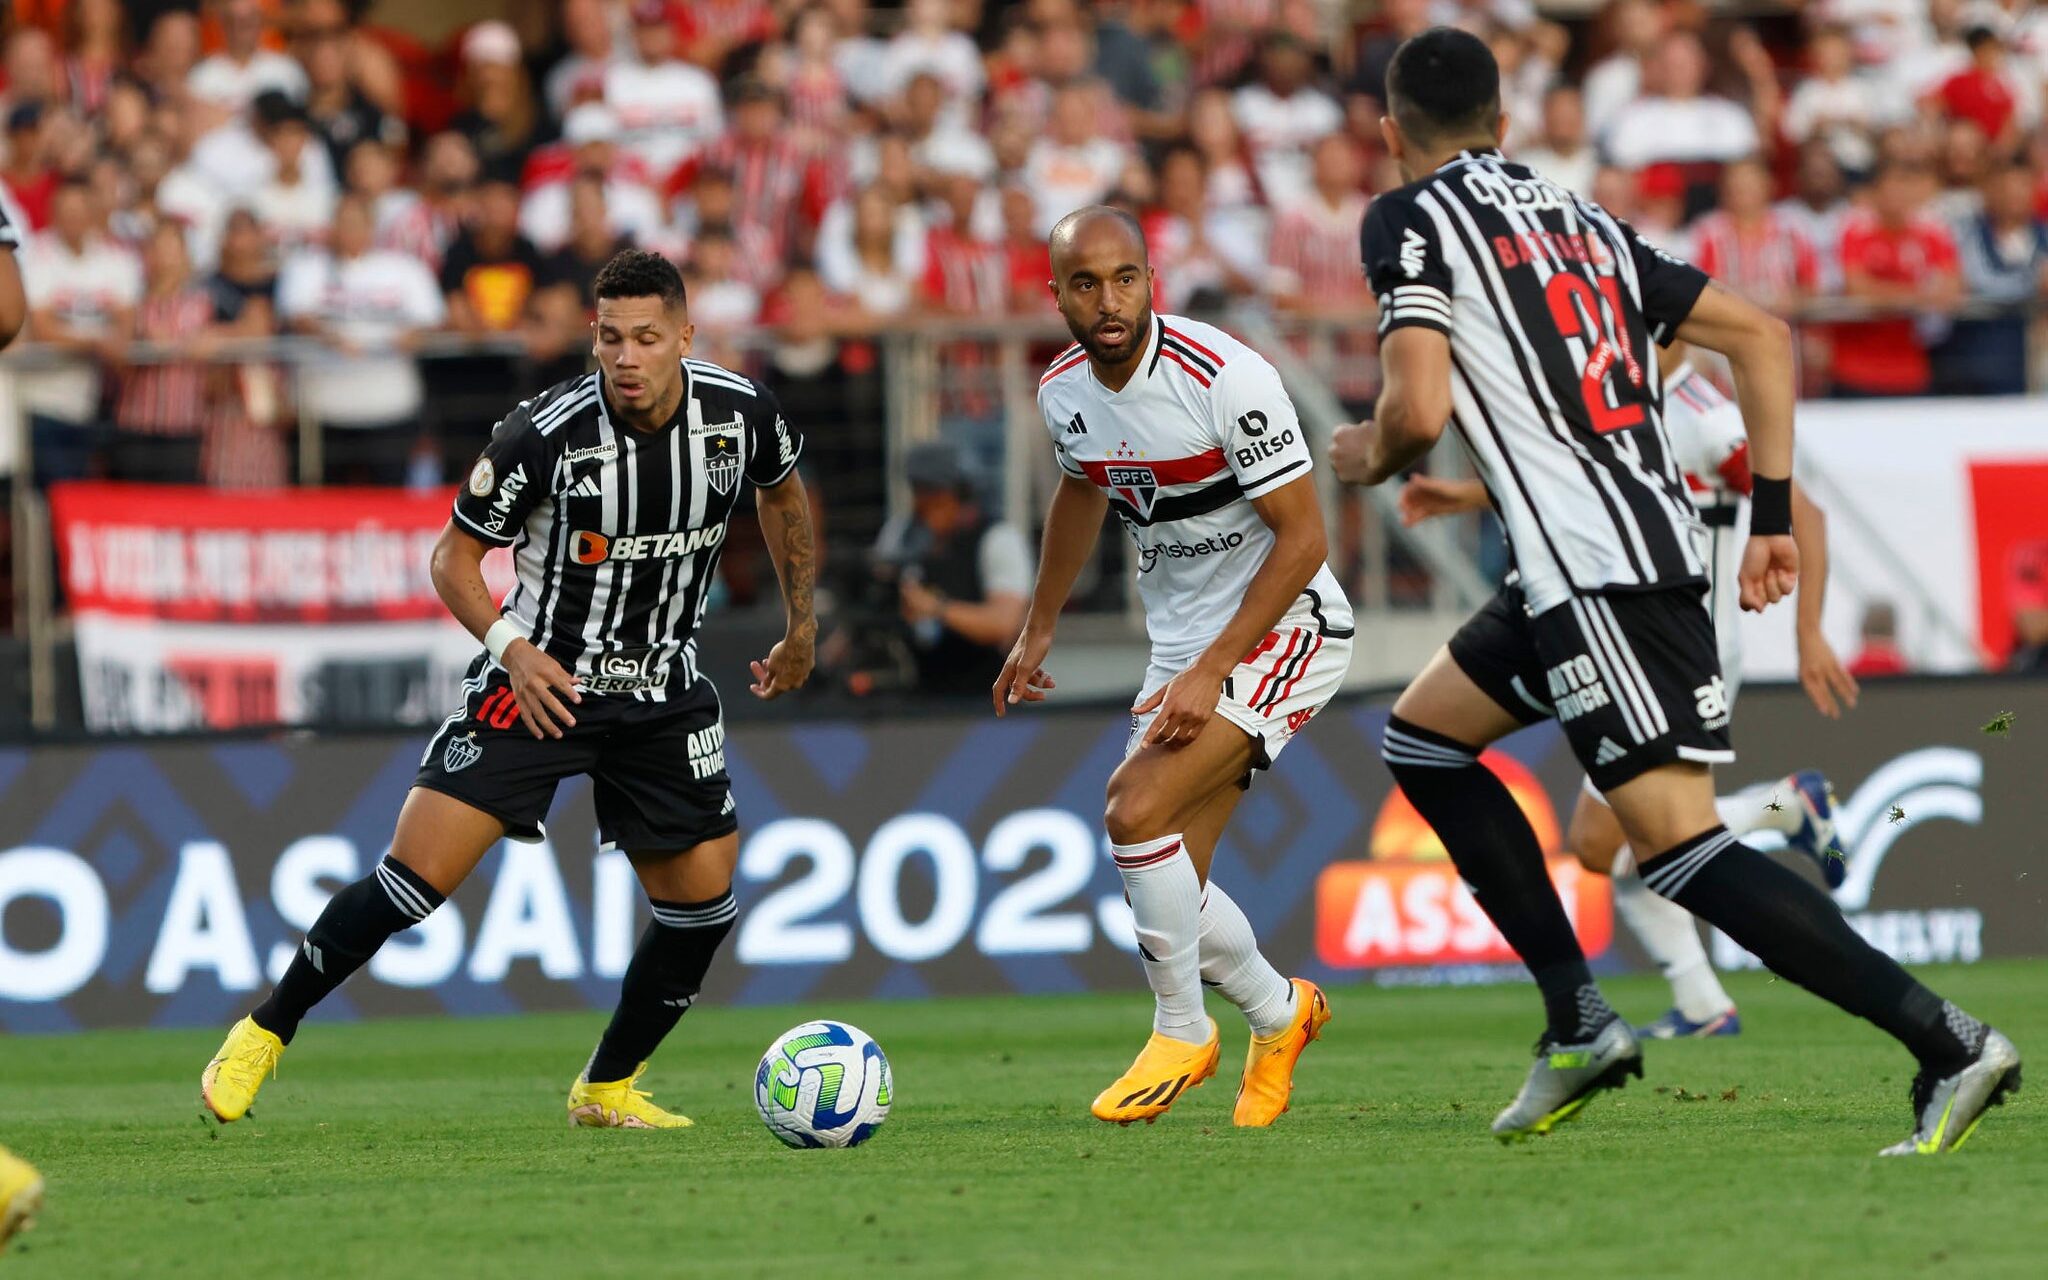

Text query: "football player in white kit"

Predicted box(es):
[1398, 339, 1861, 1037]
[994, 207, 1355, 1127]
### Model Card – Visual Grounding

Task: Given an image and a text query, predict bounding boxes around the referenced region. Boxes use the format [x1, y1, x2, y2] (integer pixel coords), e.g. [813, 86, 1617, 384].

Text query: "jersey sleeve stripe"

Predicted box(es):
[452, 504, 518, 545]
[1239, 456, 1308, 497]
[1384, 284, 1452, 307]
[1161, 324, 1224, 365]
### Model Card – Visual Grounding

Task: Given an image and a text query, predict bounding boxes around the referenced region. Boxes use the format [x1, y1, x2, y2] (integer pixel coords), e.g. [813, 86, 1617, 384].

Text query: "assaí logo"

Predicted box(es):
[1711, 747, 1986, 969]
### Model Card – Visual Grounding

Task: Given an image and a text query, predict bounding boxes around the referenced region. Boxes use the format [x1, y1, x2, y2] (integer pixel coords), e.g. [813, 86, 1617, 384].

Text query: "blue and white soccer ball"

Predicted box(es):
[754, 1020, 893, 1149]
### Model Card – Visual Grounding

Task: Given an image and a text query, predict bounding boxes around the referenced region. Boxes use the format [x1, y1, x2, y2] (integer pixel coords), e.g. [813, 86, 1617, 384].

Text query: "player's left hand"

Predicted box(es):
[749, 633, 814, 700]
[1797, 628, 1860, 720]
[1738, 533, 1798, 613]
[1328, 420, 1378, 486]
[1134, 664, 1226, 749]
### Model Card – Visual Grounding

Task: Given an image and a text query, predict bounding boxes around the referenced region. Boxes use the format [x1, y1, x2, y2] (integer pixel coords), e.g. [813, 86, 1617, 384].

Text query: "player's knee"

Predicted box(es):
[1102, 776, 1172, 845]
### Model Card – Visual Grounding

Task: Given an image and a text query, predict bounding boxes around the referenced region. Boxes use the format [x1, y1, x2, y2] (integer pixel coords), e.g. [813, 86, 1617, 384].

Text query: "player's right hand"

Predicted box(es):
[1398, 474, 1487, 526]
[1738, 533, 1799, 613]
[992, 630, 1056, 717]
[502, 639, 581, 739]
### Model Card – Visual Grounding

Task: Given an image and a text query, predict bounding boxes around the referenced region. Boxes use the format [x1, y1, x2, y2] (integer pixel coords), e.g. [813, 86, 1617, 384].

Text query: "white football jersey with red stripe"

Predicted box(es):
[1664, 362, 1751, 515]
[1037, 313, 1352, 667]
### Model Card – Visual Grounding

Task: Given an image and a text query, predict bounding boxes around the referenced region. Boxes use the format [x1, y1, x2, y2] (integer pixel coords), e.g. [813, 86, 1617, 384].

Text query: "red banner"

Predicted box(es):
[48, 482, 510, 624]
[1968, 462, 2048, 667]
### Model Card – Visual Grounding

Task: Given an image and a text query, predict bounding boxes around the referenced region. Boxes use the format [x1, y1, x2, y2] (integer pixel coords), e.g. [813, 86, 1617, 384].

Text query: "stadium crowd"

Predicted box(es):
[0, 0, 2045, 502]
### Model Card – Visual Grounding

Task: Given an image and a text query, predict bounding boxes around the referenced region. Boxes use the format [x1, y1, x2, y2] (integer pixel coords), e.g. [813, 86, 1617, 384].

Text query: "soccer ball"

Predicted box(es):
[754, 1020, 893, 1149]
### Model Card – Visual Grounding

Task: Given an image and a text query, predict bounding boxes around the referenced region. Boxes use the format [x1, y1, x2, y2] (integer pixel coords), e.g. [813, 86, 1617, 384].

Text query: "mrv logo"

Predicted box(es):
[1712, 748, 1987, 970]
[483, 464, 528, 534]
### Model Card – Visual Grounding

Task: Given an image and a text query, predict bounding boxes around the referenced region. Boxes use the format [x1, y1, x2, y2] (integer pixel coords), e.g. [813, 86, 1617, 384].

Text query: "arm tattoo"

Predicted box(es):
[774, 497, 816, 639]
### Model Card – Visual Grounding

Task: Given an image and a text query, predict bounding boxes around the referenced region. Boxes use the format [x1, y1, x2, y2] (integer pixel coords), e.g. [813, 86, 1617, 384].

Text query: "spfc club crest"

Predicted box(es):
[1105, 464, 1158, 520]
[444, 731, 482, 773]
[704, 432, 742, 494]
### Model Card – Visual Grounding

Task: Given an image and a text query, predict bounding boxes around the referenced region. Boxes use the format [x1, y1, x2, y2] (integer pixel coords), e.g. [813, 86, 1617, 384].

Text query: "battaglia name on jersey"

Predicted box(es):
[1136, 530, 1244, 573]
[573, 525, 726, 565]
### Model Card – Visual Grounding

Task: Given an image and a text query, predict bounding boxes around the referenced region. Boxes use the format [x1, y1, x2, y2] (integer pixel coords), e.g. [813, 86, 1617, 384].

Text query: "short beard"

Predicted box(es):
[1066, 309, 1150, 366]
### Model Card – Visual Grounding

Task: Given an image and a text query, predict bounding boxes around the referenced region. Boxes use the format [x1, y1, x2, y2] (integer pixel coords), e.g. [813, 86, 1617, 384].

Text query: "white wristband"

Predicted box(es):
[484, 618, 524, 663]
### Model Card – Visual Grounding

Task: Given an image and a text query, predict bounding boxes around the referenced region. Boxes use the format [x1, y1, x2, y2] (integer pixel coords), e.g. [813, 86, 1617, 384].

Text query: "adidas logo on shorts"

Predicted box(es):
[1593, 738, 1627, 766]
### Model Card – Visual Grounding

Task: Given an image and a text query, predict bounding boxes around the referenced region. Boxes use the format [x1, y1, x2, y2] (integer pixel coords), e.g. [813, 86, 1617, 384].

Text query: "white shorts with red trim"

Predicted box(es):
[1127, 625, 1353, 769]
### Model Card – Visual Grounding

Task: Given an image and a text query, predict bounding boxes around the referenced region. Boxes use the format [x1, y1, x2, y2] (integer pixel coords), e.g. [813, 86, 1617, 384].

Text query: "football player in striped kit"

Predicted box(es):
[201, 251, 817, 1131]
[1397, 338, 1859, 1040]
[1332, 29, 2016, 1153]
[996, 207, 1353, 1127]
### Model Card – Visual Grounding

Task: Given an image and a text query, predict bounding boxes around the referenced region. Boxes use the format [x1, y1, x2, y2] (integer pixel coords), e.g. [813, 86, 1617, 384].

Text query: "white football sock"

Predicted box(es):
[1198, 880, 1296, 1038]
[1111, 834, 1208, 1044]
[1611, 849, 1734, 1023]
[1716, 781, 1800, 838]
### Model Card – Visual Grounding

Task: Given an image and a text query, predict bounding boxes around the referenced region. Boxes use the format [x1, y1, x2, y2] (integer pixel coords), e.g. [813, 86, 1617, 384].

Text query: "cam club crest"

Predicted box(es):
[443, 731, 481, 773]
[704, 432, 742, 495]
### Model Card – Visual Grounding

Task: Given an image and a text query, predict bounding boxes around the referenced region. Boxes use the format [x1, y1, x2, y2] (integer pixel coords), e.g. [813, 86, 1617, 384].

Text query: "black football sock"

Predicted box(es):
[1382, 717, 1614, 1042]
[1640, 828, 1985, 1072]
[251, 858, 445, 1044]
[586, 891, 738, 1083]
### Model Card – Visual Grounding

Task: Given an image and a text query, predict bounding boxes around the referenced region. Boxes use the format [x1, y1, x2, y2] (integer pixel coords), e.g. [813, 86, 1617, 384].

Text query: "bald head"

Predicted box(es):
[1049, 205, 1148, 276]
[1047, 206, 1155, 372]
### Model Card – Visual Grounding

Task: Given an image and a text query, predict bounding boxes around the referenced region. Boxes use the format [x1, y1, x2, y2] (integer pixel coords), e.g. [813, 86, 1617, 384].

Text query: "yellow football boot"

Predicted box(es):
[567, 1062, 694, 1129]
[201, 1016, 285, 1123]
[0, 1146, 45, 1254]
[1233, 979, 1332, 1127]
[1091, 1019, 1221, 1125]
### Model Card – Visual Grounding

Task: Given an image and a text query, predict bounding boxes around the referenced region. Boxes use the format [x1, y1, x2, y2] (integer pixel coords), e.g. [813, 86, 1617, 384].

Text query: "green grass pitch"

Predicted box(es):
[3, 961, 2041, 1278]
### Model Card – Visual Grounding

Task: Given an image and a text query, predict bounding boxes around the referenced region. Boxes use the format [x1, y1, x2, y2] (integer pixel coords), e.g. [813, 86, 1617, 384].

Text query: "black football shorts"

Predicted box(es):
[1447, 581, 1734, 792]
[414, 652, 738, 851]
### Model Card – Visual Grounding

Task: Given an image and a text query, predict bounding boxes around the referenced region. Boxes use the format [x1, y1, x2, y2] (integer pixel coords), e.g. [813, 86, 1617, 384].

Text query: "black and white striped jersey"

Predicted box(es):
[453, 357, 803, 699]
[1362, 148, 1714, 615]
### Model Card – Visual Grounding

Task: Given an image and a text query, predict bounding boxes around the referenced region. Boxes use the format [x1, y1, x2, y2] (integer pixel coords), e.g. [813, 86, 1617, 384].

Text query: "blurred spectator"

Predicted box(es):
[1351, 0, 1433, 114]
[2, 104, 57, 229]
[1267, 133, 1373, 405]
[110, 222, 223, 482]
[2005, 544, 2048, 673]
[1000, 183, 1054, 312]
[191, 88, 339, 207]
[923, 173, 1010, 317]
[879, 0, 985, 111]
[1687, 156, 1819, 316]
[670, 166, 781, 289]
[377, 131, 475, 271]
[542, 177, 633, 315]
[295, 0, 404, 178]
[1187, 86, 1263, 217]
[678, 0, 783, 73]
[521, 104, 664, 253]
[772, 5, 852, 145]
[828, 0, 892, 107]
[1601, 30, 1758, 173]
[249, 100, 335, 251]
[1582, 0, 1666, 138]
[1833, 158, 1964, 397]
[1092, 1, 1170, 127]
[442, 177, 548, 339]
[4, 26, 62, 114]
[100, 76, 152, 158]
[453, 21, 549, 179]
[820, 186, 926, 321]
[277, 195, 444, 484]
[21, 177, 141, 484]
[1938, 161, 2048, 395]
[1847, 601, 1911, 679]
[1783, 24, 1887, 177]
[1492, 20, 1564, 152]
[188, 0, 307, 111]
[1776, 141, 1853, 292]
[683, 224, 763, 333]
[607, 0, 724, 180]
[1232, 32, 1341, 211]
[673, 79, 827, 264]
[1927, 24, 2039, 158]
[546, 0, 616, 118]
[867, 444, 1032, 697]
[135, 11, 200, 102]
[63, 0, 128, 117]
[1148, 144, 1259, 313]
[206, 208, 279, 330]
[1025, 82, 1131, 234]
[1932, 118, 1993, 225]
[200, 209, 290, 489]
[900, 72, 995, 186]
[1513, 84, 1597, 196]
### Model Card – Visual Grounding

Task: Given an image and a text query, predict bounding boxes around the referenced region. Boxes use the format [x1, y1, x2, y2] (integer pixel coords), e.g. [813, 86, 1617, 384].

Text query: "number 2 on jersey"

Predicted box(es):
[1544, 274, 1644, 434]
